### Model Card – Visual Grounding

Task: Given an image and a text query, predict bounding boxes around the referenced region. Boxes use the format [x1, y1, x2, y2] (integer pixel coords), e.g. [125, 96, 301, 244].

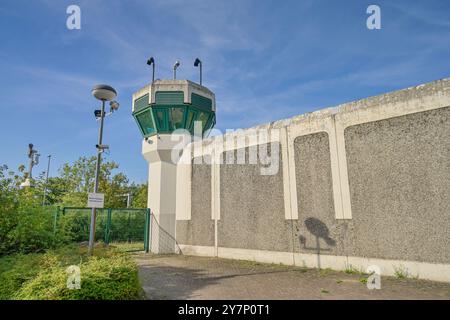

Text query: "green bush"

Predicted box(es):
[0, 203, 73, 256]
[0, 245, 142, 300]
[0, 165, 71, 256]
[0, 253, 42, 299]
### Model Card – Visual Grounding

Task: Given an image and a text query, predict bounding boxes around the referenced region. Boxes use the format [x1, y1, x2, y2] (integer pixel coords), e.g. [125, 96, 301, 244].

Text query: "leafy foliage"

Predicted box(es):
[0, 165, 69, 255]
[0, 158, 147, 300]
[0, 157, 148, 256]
[0, 252, 42, 299]
[56, 156, 147, 208]
[0, 245, 142, 300]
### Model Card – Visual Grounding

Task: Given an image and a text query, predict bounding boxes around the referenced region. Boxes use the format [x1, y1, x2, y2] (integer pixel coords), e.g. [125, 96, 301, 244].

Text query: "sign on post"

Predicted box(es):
[87, 193, 104, 208]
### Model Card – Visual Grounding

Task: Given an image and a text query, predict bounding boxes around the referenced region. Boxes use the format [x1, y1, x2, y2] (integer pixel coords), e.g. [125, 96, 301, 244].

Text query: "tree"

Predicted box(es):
[54, 156, 146, 208]
[0, 157, 149, 254]
[130, 183, 148, 208]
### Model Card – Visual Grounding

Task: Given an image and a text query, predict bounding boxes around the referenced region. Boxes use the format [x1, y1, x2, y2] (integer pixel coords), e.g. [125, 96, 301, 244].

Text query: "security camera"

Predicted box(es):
[174, 60, 180, 69]
[147, 57, 154, 65]
[34, 153, 40, 165]
[110, 100, 120, 111]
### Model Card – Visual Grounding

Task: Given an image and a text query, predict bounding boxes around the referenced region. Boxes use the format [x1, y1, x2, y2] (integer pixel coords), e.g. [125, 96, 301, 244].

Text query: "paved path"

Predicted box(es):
[134, 253, 450, 300]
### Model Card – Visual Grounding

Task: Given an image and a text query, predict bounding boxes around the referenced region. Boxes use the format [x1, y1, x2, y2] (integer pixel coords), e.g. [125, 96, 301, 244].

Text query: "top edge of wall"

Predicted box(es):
[197, 77, 450, 145]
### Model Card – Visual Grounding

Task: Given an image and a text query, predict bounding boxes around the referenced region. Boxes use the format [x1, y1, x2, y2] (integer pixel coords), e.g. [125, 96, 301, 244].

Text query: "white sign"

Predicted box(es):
[87, 193, 104, 208]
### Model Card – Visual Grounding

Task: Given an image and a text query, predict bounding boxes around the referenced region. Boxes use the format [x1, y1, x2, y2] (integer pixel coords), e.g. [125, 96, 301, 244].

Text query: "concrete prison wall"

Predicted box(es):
[174, 78, 450, 282]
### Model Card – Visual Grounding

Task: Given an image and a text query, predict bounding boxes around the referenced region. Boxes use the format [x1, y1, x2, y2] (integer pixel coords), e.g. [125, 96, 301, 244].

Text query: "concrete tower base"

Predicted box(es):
[142, 134, 188, 254]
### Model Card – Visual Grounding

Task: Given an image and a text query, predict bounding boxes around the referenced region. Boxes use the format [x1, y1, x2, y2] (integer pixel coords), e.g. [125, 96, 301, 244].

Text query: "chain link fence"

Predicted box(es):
[53, 207, 151, 252]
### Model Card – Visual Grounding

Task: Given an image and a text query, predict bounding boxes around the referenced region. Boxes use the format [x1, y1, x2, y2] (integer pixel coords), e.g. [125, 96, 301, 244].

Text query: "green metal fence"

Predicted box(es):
[53, 207, 151, 252]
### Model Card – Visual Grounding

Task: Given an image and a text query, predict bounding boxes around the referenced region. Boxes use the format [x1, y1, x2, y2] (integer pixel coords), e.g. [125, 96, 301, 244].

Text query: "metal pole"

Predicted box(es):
[152, 63, 155, 83]
[53, 207, 59, 237]
[173, 68, 176, 80]
[52, 207, 59, 247]
[42, 155, 51, 206]
[127, 193, 131, 208]
[88, 100, 105, 255]
[105, 208, 112, 245]
[144, 208, 151, 253]
[200, 62, 202, 86]
[28, 149, 34, 179]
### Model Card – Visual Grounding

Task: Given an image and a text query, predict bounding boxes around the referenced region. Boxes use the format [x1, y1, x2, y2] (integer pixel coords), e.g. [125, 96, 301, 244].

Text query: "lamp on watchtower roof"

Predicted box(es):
[131, 57, 216, 253]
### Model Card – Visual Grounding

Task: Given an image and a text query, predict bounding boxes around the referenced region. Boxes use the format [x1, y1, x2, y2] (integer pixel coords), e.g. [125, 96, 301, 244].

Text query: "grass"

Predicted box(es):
[109, 242, 145, 252]
[0, 244, 143, 300]
[0, 253, 43, 299]
[344, 264, 366, 275]
[319, 268, 333, 277]
[394, 265, 410, 279]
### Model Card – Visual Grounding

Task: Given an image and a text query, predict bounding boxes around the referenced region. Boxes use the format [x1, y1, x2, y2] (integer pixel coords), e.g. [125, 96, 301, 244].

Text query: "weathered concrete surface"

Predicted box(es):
[293, 132, 354, 259]
[174, 78, 450, 282]
[135, 253, 450, 300]
[176, 157, 214, 246]
[345, 107, 450, 264]
[218, 145, 292, 251]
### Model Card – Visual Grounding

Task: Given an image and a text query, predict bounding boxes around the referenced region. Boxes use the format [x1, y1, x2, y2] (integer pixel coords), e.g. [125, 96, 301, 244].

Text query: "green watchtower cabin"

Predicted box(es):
[131, 60, 217, 253]
[132, 79, 216, 138]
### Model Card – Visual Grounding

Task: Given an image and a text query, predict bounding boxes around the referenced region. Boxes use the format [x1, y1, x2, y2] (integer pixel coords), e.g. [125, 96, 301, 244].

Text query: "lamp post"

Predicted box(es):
[194, 58, 202, 85]
[173, 60, 180, 79]
[117, 193, 132, 208]
[88, 84, 119, 255]
[20, 143, 39, 188]
[147, 57, 155, 83]
[42, 155, 51, 206]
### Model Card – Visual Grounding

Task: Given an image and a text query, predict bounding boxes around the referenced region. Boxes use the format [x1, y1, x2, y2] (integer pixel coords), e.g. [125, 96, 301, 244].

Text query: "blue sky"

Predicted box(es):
[0, 0, 449, 183]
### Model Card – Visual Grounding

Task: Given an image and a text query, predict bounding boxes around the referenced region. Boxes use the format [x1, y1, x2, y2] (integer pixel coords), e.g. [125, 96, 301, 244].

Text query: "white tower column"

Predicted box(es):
[142, 134, 186, 253]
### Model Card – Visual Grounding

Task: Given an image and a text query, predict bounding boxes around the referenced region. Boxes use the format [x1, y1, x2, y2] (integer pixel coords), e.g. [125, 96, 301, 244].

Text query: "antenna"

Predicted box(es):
[147, 57, 155, 83]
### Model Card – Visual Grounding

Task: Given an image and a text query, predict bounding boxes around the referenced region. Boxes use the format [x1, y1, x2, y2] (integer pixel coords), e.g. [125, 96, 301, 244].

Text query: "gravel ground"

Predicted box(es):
[134, 253, 450, 300]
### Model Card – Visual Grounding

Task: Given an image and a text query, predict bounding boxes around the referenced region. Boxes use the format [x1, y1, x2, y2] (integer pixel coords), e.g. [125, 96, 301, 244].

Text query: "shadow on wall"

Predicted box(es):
[298, 217, 336, 269]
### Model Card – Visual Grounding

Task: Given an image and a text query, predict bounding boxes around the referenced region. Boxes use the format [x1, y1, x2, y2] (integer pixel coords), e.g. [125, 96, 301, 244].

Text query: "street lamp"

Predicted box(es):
[194, 58, 202, 85]
[42, 155, 52, 206]
[147, 57, 155, 83]
[173, 60, 180, 79]
[88, 84, 119, 255]
[118, 193, 132, 208]
[20, 143, 39, 188]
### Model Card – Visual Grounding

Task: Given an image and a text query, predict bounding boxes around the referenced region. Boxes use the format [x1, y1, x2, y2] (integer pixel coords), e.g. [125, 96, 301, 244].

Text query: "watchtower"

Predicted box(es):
[132, 66, 216, 253]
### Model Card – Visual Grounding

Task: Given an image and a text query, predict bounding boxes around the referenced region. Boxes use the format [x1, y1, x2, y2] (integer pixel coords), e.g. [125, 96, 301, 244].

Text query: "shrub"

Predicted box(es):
[0, 204, 73, 256]
[4, 246, 142, 300]
[0, 253, 42, 299]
